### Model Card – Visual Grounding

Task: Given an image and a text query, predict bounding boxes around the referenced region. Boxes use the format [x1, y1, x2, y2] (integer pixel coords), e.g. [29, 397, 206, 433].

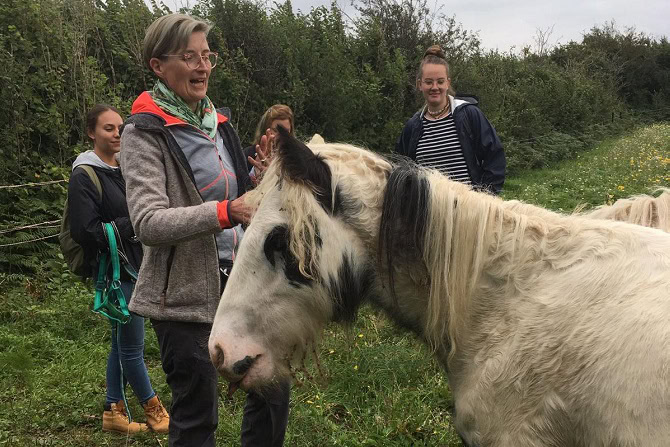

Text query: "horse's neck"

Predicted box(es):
[486, 210, 596, 280]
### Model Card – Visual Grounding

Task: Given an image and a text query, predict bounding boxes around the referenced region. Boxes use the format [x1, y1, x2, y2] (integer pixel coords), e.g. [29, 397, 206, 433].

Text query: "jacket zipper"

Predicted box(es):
[141, 118, 248, 305]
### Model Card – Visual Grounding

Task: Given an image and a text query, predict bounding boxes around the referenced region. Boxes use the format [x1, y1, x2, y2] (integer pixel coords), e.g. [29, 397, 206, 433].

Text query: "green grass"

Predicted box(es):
[1, 123, 668, 446]
[502, 122, 670, 211]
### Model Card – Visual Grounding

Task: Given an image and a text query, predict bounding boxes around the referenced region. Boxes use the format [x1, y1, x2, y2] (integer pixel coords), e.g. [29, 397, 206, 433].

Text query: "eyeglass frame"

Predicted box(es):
[161, 51, 219, 69]
[421, 78, 450, 88]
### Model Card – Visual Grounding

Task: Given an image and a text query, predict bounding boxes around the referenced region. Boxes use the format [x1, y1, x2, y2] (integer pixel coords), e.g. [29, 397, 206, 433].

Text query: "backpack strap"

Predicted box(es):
[77, 165, 102, 201]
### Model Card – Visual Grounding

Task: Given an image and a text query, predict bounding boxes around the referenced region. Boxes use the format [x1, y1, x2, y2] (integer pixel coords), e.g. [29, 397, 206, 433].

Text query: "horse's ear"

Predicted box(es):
[275, 125, 333, 212]
[308, 133, 325, 144]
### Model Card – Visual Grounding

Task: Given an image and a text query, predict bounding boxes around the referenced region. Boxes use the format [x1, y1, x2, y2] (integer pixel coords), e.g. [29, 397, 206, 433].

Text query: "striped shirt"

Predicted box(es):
[416, 114, 471, 185]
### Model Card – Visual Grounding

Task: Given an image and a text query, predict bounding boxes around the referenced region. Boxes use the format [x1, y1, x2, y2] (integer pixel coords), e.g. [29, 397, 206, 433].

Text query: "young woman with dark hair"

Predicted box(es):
[68, 104, 169, 435]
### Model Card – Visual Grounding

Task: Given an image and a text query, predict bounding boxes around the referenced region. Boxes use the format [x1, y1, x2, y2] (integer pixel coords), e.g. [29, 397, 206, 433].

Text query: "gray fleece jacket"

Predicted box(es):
[120, 100, 251, 323]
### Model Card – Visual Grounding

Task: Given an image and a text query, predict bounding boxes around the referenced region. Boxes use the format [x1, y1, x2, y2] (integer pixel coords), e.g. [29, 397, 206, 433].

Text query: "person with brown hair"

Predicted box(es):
[67, 104, 169, 435]
[244, 104, 295, 173]
[396, 45, 506, 194]
[120, 13, 284, 446]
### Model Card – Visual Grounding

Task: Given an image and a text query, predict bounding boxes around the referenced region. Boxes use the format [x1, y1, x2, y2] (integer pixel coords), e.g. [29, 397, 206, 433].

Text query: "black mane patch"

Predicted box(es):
[378, 161, 430, 297]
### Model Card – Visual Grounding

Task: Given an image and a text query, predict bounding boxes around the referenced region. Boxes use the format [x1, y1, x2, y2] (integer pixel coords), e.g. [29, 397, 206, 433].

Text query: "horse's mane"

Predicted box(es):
[379, 163, 589, 355]
[582, 188, 670, 232]
[506, 189, 670, 233]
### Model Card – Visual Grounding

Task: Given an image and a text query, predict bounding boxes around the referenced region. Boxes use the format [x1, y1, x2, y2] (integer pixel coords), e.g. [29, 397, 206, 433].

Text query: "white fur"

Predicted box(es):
[308, 133, 325, 144]
[505, 188, 670, 233]
[211, 143, 670, 446]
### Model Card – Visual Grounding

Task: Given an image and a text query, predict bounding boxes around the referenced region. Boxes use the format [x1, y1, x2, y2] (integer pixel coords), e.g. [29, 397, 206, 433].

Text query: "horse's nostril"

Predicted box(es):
[213, 345, 225, 369]
[232, 355, 258, 376]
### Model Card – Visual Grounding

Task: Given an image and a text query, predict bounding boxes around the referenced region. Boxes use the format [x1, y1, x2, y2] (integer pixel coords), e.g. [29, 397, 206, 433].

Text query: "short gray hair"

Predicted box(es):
[143, 14, 211, 70]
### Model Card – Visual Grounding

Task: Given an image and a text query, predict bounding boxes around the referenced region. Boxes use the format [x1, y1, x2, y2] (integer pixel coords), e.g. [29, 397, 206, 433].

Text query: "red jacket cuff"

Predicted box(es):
[217, 200, 233, 229]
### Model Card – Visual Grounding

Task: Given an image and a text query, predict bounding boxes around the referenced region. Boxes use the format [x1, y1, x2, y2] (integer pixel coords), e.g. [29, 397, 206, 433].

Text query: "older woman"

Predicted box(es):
[120, 14, 286, 446]
[396, 45, 506, 194]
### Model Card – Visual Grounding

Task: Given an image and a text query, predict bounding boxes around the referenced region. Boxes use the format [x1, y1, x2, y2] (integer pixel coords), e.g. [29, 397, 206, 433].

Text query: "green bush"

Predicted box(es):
[1, 0, 669, 270]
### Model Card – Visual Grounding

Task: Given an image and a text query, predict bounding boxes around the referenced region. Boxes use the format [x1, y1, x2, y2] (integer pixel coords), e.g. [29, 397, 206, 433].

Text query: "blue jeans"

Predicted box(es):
[106, 280, 155, 405]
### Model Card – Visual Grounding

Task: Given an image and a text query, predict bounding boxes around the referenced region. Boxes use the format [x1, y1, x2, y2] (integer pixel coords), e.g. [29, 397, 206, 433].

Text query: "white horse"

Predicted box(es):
[583, 188, 670, 231]
[209, 129, 670, 447]
[505, 188, 670, 232]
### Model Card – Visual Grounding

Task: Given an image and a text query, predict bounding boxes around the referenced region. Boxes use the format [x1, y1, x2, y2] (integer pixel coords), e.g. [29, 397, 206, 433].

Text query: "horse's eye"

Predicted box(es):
[263, 226, 289, 267]
[262, 225, 312, 287]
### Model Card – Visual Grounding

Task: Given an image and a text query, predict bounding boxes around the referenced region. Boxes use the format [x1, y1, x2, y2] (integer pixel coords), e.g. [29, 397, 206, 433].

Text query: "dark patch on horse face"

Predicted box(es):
[328, 253, 375, 322]
[263, 225, 313, 287]
[276, 126, 334, 213]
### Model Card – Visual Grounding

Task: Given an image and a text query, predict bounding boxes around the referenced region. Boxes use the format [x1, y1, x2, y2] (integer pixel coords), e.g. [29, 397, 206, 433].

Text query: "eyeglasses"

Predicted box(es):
[422, 78, 449, 88]
[162, 52, 218, 69]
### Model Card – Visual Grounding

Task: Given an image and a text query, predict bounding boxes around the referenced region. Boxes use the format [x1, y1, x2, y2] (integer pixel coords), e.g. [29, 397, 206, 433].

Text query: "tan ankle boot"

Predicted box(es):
[143, 395, 170, 433]
[103, 401, 148, 434]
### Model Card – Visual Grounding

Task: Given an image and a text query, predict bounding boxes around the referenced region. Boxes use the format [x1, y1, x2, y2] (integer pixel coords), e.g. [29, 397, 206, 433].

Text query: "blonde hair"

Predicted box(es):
[143, 14, 211, 70]
[253, 104, 295, 145]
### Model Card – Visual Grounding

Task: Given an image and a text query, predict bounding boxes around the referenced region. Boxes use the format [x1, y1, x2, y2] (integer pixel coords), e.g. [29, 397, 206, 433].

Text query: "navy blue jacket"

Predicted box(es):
[395, 97, 506, 194]
[68, 162, 142, 279]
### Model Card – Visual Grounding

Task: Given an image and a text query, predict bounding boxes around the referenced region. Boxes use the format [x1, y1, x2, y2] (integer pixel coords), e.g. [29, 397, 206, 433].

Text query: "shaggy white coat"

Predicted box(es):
[506, 188, 670, 233]
[212, 142, 670, 447]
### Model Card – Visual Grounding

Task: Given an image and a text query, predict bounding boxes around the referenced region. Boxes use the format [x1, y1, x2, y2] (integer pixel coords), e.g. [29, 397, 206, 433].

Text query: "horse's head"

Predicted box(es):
[208, 127, 391, 392]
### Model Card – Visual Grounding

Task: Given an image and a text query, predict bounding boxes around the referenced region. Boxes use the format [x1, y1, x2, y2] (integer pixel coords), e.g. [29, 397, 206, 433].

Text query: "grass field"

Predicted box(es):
[1, 123, 669, 446]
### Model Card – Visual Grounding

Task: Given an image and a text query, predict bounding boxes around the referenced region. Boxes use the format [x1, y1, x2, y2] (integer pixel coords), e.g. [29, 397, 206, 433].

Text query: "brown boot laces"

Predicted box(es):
[114, 404, 129, 421]
[146, 402, 168, 421]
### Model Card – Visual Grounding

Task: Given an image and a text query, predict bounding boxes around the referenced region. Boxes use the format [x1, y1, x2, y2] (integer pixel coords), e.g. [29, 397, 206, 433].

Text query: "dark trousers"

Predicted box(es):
[150, 269, 291, 447]
[220, 264, 291, 447]
[241, 381, 291, 447]
[152, 319, 218, 447]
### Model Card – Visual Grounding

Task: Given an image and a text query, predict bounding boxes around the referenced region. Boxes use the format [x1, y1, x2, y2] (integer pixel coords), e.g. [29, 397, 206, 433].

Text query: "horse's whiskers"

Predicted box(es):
[285, 344, 304, 387]
[283, 341, 329, 387]
[312, 345, 327, 383]
[298, 341, 313, 382]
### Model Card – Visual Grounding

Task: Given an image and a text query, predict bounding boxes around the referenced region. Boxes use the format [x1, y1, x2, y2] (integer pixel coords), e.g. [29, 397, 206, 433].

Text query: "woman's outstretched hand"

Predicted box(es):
[248, 129, 274, 185]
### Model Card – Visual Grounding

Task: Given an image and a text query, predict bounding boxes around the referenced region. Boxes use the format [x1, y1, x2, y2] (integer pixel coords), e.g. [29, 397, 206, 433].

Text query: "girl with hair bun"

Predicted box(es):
[396, 44, 506, 194]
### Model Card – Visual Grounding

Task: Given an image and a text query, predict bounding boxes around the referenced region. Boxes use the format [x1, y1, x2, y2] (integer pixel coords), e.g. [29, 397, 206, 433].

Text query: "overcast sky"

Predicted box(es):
[163, 0, 668, 51]
[302, 0, 669, 51]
